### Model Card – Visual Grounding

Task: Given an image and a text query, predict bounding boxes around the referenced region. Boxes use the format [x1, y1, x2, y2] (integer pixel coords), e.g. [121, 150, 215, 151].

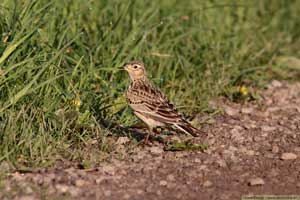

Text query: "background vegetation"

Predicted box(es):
[0, 0, 300, 168]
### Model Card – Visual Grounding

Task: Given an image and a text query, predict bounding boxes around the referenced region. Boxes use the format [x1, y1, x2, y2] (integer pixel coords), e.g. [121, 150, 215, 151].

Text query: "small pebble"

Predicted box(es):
[167, 174, 175, 181]
[25, 186, 33, 194]
[123, 194, 130, 199]
[150, 146, 164, 155]
[241, 107, 254, 114]
[56, 184, 69, 194]
[75, 179, 85, 187]
[159, 180, 168, 186]
[294, 147, 300, 152]
[203, 180, 213, 187]
[271, 80, 282, 88]
[199, 165, 207, 170]
[224, 107, 239, 116]
[248, 178, 265, 186]
[280, 152, 297, 160]
[136, 189, 144, 195]
[246, 150, 255, 156]
[261, 125, 276, 132]
[102, 165, 115, 175]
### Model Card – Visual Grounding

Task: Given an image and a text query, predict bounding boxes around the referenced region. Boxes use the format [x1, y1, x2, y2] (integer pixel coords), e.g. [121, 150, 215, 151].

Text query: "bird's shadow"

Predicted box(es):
[98, 118, 164, 143]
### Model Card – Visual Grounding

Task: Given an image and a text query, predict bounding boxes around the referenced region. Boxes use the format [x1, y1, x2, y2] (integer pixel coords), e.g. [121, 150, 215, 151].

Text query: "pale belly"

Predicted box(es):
[133, 111, 165, 129]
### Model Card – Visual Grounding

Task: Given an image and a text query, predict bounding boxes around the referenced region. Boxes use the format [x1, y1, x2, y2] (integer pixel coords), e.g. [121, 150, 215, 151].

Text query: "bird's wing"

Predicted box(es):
[127, 82, 184, 124]
[127, 81, 200, 136]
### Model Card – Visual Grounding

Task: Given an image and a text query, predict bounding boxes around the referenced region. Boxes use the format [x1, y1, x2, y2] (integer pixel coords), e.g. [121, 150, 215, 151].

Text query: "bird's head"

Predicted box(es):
[123, 60, 147, 81]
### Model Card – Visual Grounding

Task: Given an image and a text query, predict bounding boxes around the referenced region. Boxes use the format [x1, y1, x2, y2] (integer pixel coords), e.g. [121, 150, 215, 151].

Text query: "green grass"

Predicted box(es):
[0, 0, 300, 168]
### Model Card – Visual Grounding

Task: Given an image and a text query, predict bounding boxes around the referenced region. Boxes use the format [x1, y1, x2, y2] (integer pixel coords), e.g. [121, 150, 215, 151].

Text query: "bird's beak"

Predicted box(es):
[120, 64, 129, 71]
[118, 65, 126, 71]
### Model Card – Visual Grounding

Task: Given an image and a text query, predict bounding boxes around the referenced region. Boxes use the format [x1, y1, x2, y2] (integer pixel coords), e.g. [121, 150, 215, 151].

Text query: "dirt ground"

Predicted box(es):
[1, 80, 300, 200]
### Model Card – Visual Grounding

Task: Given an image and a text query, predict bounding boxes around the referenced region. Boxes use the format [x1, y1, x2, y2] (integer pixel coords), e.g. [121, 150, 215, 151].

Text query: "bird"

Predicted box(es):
[123, 60, 200, 144]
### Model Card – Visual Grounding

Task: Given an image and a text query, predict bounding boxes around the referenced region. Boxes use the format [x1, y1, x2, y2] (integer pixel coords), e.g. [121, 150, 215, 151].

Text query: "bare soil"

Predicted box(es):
[1, 80, 300, 200]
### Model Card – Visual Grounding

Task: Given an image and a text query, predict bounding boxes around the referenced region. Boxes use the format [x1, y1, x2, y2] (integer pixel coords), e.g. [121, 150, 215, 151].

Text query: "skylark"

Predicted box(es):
[123, 60, 200, 144]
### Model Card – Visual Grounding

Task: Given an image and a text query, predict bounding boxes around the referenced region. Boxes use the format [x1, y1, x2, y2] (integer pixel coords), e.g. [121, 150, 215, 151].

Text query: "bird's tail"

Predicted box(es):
[174, 121, 200, 137]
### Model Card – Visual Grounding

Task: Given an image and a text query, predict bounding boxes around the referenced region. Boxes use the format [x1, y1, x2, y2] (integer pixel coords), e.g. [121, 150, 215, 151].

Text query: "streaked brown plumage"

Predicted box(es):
[123, 60, 200, 143]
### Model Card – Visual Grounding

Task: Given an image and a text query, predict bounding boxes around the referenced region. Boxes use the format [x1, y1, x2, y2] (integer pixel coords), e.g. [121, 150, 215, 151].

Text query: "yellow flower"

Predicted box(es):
[239, 86, 248, 96]
[72, 98, 81, 107]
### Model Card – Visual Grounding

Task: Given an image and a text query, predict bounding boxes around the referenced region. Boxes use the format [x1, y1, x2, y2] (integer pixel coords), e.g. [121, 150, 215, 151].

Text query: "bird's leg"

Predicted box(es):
[144, 127, 154, 144]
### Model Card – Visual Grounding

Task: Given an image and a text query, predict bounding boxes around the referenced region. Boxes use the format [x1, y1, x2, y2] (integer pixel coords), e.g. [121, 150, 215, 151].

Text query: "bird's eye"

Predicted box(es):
[133, 65, 138, 69]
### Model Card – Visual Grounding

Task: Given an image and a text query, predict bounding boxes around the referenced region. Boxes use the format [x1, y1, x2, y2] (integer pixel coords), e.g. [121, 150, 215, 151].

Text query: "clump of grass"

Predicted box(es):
[164, 141, 208, 152]
[0, 0, 300, 168]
